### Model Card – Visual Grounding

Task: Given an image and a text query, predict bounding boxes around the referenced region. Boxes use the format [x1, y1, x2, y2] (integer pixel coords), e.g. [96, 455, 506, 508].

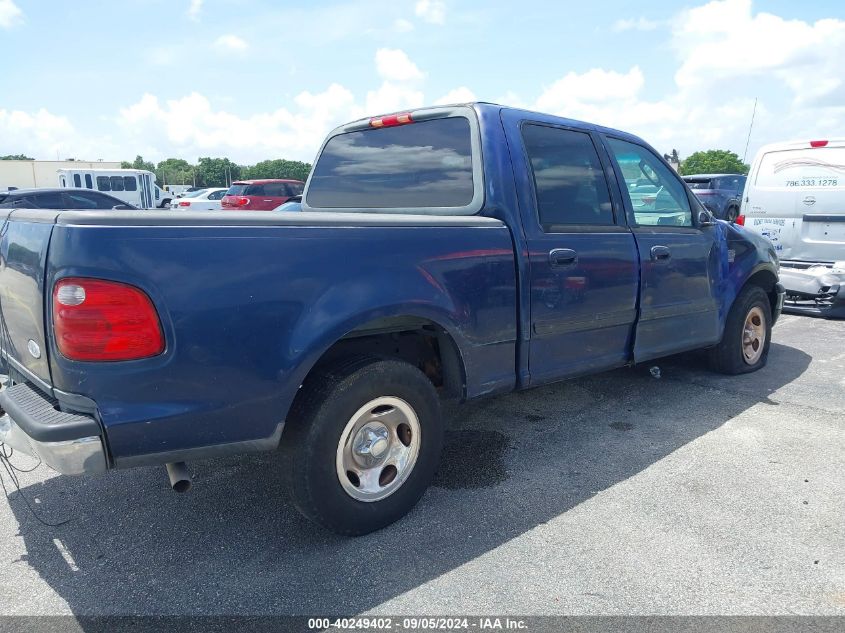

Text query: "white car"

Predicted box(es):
[169, 188, 228, 210]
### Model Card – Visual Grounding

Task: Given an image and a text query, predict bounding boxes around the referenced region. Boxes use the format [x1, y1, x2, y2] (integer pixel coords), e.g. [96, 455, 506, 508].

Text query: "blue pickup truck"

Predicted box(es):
[0, 104, 784, 534]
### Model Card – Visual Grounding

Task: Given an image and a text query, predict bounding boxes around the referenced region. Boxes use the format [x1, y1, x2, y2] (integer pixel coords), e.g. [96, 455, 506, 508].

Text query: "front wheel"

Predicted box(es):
[709, 285, 772, 374]
[281, 356, 443, 535]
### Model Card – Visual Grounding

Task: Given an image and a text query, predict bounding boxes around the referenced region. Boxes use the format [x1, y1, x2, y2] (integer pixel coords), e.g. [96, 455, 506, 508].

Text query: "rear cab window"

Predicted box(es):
[304, 107, 483, 214]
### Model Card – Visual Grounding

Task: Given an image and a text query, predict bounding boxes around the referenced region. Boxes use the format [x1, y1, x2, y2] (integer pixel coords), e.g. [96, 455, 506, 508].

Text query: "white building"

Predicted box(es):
[0, 160, 122, 191]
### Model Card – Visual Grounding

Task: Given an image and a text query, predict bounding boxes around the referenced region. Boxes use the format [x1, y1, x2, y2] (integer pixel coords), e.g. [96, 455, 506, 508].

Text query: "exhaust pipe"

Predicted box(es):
[165, 462, 191, 493]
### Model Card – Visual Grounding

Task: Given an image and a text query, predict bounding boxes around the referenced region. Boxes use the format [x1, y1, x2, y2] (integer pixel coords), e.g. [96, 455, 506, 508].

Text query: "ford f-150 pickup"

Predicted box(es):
[0, 104, 785, 535]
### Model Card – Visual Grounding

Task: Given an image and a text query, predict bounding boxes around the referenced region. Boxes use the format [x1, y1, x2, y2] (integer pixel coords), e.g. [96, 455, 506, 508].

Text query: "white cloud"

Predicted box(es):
[0, 108, 82, 160]
[673, 0, 845, 107]
[113, 85, 357, 164]
[434, 87, 477, 105]
[393, 18, 414, 33]
[612, 17, 659, 32]
[214, 34, 248, 53]
[187, 0, 203, 20]
[0, 0, 22, 29]
[522, 0, 845, 160]
[415, 0, 445, 25]
[5, 1, 844, 168]
[375, 48, 425, 81]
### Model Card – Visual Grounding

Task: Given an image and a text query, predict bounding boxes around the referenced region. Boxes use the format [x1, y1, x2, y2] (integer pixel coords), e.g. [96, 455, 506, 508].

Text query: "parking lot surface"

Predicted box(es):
[0, 314, 843, 616]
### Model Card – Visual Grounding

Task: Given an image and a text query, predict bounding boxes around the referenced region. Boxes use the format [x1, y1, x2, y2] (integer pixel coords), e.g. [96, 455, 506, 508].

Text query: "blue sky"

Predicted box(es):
[1, 0, 843, 164]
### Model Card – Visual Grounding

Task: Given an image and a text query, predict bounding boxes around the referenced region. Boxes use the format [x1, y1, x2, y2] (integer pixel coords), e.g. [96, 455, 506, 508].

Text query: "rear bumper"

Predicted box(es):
[779, 264, 845, 319]
[0, 383, 107, 475]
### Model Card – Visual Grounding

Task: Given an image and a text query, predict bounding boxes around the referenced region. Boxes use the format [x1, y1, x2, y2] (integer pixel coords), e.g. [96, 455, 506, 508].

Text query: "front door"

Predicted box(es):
[603, 136, 722, 362]
[504, 115, 639, 385]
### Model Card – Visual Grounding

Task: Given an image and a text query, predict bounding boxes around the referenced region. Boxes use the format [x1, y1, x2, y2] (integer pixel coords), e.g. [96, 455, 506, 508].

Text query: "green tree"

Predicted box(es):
[195, 157, 241, 187]
[121, 155, 156, 172]
[243, 159, 311, 182]
[156, 158, 194, 186]
[679, 150, 749, 176]
[0, 154, 34, 160]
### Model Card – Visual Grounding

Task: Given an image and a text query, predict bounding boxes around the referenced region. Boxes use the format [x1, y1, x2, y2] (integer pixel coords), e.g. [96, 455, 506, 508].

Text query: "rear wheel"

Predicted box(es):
[725, 206, 739, 222]
[281, 356, 443, 535]
[709, 285, 772, 374]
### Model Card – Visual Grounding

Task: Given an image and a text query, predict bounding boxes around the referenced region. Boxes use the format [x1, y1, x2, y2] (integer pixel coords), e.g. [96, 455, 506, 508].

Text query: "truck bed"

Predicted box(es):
[0, 209, 517, 466]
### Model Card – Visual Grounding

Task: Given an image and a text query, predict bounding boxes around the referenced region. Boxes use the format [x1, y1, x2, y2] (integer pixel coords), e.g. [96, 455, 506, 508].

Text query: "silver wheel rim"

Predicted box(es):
[335, 396, 421, 502]
[742, 306, 766, 365]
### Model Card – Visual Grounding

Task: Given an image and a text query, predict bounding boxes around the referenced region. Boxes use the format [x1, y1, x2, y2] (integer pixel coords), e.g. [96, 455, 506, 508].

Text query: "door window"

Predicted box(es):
[207, 189, 227, 200]
[607, 138, 692, 227]
[85, 174, 93, 189]
[73, 174, 82, 187]
[521, 124, 614, 231]
[64, 192, 121, 209]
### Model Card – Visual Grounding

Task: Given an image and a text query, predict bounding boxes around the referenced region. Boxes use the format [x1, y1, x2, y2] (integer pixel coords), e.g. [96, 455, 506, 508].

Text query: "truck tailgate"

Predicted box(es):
[0, 210, 55, 388]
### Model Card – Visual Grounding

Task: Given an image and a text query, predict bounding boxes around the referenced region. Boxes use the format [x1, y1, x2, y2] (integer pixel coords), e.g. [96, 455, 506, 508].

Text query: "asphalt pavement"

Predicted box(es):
[0, 314, 843, 617]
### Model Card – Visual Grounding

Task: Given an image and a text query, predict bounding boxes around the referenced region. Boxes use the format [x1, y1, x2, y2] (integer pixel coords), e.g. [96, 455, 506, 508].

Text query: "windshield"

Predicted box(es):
[307, 116, 475, 210]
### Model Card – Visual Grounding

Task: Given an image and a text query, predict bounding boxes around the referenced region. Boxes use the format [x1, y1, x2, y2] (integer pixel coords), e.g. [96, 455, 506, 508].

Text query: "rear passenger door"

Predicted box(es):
[504, 114, 640, 385]
[603, 136, 722, 362]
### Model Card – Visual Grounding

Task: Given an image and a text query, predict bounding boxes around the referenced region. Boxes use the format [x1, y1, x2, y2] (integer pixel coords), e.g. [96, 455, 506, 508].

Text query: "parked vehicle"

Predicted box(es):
[682, 174, 746, 221]
[742, 139, 845, 318]
[176, 186, 205, 198]
[271, 195, 302, 212]
[0, 104, 784, 536]
[221, 179, 305, 210]
[170, 188, 228, 210]
[0, 188, 136, 210]
[57, 168, 171, 209]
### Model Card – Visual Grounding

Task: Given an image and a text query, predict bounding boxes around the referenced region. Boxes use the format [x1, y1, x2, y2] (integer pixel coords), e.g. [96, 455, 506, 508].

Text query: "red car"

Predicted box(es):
[221, 179, 305, 211]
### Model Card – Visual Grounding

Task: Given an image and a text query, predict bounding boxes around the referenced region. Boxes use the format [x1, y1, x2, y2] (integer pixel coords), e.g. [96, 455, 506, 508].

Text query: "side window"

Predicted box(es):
[521, 123, 614, 230]
[287, 182, 304, 196]
[64, 192, 99, 209]
[208, 189, 226, 200]
[85, 174, 93, 189]
[606, 138, 692, 227]
[97, 176, 111, 191]
[264, 183, 287, 197]
[124, 176, 137, 191]
[73, 174, 82, 187]
[33, 192, 65, 208]
[110, 176, 125, 192]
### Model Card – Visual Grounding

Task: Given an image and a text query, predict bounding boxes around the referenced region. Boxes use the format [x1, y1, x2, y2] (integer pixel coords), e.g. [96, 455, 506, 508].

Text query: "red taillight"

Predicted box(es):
[735, 214, 746, 226]
[53, 278, 164, 362]
[236, 197, 250, 206]
[370, 112, 413, 128]
[810, 140, 829, 148]
[178, 200, 190, 207]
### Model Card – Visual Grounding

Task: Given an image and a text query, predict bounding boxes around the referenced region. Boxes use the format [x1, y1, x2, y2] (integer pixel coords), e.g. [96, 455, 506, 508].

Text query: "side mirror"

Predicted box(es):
[698, 210, 716, 227]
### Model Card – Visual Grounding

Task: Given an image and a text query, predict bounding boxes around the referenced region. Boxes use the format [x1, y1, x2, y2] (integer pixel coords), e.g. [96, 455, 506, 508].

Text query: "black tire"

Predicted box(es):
[709, 285, 772, 374]
[726, 206, 739, 222]
[161, 199, 172, 209]
[281, 356, 443, 535]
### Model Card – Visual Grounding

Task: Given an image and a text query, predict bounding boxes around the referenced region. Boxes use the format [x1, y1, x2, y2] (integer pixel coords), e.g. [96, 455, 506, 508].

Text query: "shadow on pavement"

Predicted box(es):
[4, 342, 810, 616]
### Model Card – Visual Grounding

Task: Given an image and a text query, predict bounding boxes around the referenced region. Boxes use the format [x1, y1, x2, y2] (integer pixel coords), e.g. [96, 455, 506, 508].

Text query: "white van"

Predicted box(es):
[57, 168, 172, 209]
[741, 139, 845, 317]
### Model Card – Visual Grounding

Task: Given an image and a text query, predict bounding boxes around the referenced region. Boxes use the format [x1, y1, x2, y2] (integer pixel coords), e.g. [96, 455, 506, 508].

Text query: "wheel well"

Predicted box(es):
[307, 316, 466, 401]
[743, 269, 779, 314]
